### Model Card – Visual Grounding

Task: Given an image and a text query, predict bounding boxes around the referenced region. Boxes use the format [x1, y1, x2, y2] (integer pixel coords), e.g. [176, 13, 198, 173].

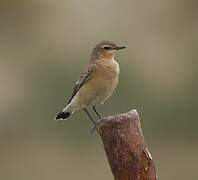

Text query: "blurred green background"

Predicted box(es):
[0, 0, 197, 179]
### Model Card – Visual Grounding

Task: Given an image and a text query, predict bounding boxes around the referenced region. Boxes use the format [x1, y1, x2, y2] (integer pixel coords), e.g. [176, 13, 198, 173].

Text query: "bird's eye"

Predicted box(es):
[103, 46, 112, 51]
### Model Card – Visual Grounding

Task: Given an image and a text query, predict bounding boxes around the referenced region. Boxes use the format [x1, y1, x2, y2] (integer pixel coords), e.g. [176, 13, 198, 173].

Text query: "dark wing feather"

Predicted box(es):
[67, 63, 95, 104]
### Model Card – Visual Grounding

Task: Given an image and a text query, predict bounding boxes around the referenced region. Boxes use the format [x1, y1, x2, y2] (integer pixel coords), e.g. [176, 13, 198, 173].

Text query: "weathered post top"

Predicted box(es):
[96, 110, 157, 180]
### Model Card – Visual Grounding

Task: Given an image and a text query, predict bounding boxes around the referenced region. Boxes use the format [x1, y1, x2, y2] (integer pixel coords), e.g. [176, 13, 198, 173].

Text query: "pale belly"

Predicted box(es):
[90, 76, 119, 106]
[73, 60, 120, 108]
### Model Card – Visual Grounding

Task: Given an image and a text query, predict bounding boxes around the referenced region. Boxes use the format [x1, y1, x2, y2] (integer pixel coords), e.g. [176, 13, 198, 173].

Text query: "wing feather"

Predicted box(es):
[67, 63, 95, 104]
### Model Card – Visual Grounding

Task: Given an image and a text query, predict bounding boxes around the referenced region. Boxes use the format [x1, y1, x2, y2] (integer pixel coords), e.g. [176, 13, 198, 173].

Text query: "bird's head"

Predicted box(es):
[91, 41, 126, 60]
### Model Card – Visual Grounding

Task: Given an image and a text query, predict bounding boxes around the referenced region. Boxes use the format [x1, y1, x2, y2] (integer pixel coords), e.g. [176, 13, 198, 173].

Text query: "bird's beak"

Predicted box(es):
[114, 46, 126, 50]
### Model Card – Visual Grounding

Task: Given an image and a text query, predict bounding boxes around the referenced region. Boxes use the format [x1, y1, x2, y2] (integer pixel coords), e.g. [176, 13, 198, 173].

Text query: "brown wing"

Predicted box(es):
[67, 63, 95, 104]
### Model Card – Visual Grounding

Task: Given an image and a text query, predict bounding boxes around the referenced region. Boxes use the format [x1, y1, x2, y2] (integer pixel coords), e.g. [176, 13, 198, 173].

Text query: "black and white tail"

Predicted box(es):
[55, 103, 73, 121]
[55, 111, 71, 120]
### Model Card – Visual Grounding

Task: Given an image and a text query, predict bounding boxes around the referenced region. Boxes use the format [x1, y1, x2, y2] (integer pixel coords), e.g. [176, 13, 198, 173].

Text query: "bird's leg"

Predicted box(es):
[92, 106, 101, 119]
[83, 109, 96, 125]
[90, 106, 102, 133]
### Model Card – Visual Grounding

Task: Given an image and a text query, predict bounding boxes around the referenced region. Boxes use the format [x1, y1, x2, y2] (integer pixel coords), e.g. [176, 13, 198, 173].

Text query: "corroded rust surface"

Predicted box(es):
[97, 110, 157, 180]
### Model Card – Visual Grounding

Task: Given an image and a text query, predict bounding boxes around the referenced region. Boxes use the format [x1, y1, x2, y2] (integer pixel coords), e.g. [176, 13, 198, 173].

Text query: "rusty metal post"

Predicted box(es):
[97, 110, 157, 180]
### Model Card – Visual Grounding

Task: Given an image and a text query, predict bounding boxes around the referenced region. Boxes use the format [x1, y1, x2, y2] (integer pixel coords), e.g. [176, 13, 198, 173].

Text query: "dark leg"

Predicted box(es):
[92, 106, 101, 119]
[83, 109, 96, 124]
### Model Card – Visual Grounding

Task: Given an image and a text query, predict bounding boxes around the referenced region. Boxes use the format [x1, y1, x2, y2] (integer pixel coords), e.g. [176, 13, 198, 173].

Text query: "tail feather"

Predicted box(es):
[55, 102, 76, 121]
[55, 111, 71, 120]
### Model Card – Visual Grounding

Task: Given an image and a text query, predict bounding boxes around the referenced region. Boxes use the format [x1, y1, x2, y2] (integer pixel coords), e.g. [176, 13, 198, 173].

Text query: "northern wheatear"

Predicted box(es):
[55, 41, 126, 124]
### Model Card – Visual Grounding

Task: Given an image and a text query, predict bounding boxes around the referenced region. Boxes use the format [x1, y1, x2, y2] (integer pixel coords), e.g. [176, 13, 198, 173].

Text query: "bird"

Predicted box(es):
[55, 41, 126, 124]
